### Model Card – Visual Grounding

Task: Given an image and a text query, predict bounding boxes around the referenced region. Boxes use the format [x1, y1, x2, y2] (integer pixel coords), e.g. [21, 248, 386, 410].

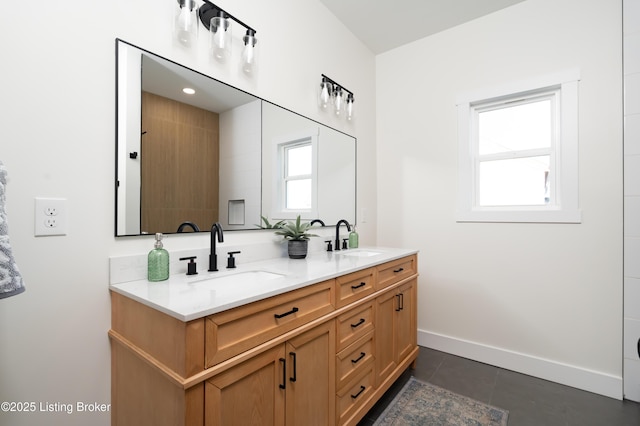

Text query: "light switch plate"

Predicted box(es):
[35, 197, 67, 236]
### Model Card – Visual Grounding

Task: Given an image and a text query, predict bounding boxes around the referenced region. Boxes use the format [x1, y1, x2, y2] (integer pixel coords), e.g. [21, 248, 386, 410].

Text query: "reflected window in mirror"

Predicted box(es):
[285, 142, 312, 209]
[273, 130, 318, 219]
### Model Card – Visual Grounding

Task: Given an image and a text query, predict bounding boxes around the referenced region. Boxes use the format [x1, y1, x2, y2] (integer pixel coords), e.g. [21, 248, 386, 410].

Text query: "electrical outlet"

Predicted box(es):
[35, 198, 67, 236]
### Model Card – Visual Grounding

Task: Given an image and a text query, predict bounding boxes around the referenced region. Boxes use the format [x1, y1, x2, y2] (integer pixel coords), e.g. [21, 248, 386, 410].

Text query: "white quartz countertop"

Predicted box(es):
[109, 246, 417, 321]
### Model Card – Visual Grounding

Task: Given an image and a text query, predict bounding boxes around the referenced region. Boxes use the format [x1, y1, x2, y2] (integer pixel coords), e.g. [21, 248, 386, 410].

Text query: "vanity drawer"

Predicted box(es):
[335, 267, 376, 308]
[336, 302, 374, 352]
[205, 280, 335, 367]
[336, 367, 375, 426]
[376, 255, 417, 290]
[336, 330, 374, 390]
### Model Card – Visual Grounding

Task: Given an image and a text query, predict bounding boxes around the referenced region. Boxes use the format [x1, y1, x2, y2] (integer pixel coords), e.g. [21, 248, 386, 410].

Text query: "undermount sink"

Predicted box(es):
[338, 249, 383, 258]
[190, 270, 286, 289]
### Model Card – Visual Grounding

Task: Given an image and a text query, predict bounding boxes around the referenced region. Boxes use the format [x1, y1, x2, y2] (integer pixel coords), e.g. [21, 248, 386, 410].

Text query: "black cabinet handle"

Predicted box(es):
[279, 358, 286, 389]
[351, 352, 366, 364]
[351, 318, 365, 328]
[637, 338, 640, 359]
[395, 294, 402, 312]
[393, 267, 404, 273]
[351, 385, 366, 399]
[274, 307, 299, 319]
[351, 281, 366, 290]
[289, 352, 297, 382]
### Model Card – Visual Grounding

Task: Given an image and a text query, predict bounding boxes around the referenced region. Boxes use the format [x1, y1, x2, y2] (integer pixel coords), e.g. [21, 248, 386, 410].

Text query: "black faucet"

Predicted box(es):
[334, 219, 351, 251]
[177, 221, 200, 232]
[310, 219, 325, 227]
[209, 222, 224, 271]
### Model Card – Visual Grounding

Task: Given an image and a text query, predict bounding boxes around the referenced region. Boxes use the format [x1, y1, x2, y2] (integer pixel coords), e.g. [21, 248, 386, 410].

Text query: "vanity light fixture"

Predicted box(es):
[174, 0, 199, 47]
[198, 1, 258, 73]
[319, 74, 355, 120]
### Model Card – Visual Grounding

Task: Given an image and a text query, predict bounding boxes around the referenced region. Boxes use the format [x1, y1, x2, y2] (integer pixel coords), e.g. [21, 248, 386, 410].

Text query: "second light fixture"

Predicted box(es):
[319, 75, 354, 120]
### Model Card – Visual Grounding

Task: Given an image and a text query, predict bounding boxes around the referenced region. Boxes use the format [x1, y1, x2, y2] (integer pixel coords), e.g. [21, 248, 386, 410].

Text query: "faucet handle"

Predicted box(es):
[227, 251, 241, 268]
[179, 256, 198, 276]
[325, 240, 333, 252]
[342, 239, 349, 250]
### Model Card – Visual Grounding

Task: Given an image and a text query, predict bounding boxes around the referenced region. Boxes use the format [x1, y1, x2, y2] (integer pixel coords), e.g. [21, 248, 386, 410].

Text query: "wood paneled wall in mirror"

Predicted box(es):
[141, 92, 220, 234]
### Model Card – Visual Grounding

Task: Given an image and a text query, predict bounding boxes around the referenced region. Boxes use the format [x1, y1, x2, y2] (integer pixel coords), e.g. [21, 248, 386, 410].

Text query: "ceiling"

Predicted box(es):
[319, 0, 527, 54]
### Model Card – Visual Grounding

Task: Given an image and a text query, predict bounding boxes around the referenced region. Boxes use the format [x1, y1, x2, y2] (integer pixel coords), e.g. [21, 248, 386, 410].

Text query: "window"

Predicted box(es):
[272, 129, 318, 219]
[456, 70, 581, 223]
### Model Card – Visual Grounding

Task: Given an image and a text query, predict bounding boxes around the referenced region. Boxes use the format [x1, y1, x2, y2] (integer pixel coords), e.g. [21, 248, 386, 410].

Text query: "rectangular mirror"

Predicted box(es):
[115, 39, 356, 236]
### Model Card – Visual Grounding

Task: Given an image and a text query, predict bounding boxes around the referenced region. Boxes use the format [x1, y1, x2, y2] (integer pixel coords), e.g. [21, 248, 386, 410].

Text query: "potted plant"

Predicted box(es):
[274, 215, 318, 259]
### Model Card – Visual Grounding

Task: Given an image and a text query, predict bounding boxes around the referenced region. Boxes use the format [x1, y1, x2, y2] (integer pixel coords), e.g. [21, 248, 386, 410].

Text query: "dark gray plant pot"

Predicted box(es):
[288, 240, 308, 259]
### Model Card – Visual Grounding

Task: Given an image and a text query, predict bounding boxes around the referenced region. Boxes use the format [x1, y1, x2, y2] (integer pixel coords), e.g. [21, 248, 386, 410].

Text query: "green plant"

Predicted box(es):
[256, 215, 285, 229]
[274, 216, 318, 241]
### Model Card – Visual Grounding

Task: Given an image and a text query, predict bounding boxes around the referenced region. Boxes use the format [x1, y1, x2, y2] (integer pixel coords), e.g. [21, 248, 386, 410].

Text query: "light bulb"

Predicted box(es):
[333, 87, 344, 116]
[211, 13, 231, 62]
[175, 0, 197, 47]
[242, 30, 257, 74]
[319, 80, 331, 109]
[346, 94, 354, 120]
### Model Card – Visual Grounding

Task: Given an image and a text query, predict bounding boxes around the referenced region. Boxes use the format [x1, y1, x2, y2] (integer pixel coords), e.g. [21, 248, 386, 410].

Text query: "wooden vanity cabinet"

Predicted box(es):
[110, 254, 418, 426]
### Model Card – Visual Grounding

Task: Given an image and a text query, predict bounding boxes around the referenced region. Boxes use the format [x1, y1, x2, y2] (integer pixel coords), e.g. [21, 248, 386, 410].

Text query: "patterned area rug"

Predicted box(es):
[373, 377, 509, 425]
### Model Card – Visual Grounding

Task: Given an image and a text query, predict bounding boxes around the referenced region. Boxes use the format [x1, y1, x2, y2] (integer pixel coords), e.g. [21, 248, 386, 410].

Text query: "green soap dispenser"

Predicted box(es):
[348, 225, 359, 249]
[148, 233, 169, 281]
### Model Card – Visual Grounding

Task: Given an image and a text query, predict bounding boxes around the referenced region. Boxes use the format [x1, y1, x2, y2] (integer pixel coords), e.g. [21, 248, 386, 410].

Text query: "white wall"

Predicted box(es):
[376, 0, 624, 398]
[623, 0, 640, 402]
[0, 1, 375, 425]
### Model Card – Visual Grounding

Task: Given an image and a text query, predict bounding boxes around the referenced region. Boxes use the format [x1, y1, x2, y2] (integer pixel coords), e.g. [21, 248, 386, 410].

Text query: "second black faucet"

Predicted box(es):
[209, 222, 224, 271]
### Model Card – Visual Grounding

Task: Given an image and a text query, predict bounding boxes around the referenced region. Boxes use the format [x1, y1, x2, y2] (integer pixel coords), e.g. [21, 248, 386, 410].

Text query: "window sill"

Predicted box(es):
[455, 208, 582, 224]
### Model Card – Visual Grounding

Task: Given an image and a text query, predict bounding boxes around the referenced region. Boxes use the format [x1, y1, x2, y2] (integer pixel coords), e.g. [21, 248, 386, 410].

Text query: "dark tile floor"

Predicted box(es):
[358, 346, 640, 425]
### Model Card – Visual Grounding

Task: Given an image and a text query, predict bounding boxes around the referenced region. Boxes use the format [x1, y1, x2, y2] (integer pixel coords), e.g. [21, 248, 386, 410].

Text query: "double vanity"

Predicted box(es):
[109, 247, 418, 426]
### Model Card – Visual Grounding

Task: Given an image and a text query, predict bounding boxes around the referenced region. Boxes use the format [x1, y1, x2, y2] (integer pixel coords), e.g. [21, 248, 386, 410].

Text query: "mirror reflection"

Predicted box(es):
[115, 39, 356, 237]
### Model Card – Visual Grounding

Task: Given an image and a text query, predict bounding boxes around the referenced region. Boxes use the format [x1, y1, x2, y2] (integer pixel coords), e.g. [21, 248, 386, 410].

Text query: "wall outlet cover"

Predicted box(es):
[35, 197, 67, 236]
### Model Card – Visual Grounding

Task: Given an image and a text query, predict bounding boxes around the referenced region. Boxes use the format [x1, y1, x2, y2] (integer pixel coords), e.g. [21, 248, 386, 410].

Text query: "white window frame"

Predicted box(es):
[456, 69, 581, 223]
[271, 129, 318, 220]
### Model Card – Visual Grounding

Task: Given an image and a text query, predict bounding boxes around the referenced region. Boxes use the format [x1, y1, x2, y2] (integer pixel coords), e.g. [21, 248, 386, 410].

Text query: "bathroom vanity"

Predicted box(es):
[109, 248, 418, 426]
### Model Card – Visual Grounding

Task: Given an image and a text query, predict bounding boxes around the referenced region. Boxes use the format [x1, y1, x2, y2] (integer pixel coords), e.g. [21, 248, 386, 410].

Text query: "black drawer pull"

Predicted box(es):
[289, 352, 297, 382]
[637, 338, 640, 359]
[351, 318, 365, 328]
[274, 307, 299, 319]
[351, 281, 366, 290]
[351, 352, 366, 364]
[279, 358, 286, 389]
[351, 385, 366, 399]
[395, 294, 402, 312]
[393, 267, 404, 273]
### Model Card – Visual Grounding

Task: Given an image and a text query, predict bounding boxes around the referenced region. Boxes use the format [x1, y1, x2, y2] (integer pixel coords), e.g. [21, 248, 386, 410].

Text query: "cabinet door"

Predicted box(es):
[285, 320, 336, 426]
[396, 279, 417, 363]
[375, 278, 417, 387]
[375, 289, 397, 386]
[205, 345, 286, 426]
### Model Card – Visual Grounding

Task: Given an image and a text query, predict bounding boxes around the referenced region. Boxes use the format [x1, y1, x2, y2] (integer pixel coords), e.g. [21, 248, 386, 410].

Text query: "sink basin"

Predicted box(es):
[190, 270, 286, 289]
[338, 250, 383, 258]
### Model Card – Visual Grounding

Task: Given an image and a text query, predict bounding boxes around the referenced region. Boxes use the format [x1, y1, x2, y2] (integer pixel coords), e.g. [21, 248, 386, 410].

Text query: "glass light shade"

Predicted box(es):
[242, 30, 258, 74]
[333, 87, 344, 116]
[319, 80, 332, 109]
[210, 14, 231, 62]
[346, 93, 354, 120]
[174, 0, 198, 47]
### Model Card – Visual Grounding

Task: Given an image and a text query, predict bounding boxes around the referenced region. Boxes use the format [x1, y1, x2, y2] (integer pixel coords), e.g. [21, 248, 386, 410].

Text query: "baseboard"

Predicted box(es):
[418, 329, 623, 400]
